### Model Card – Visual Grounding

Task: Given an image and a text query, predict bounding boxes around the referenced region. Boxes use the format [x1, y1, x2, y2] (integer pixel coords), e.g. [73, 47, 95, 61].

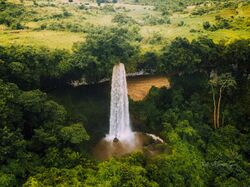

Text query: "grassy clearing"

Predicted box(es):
[1, 0, 249, 50]
[0, 30, 84, 50]
[207, 29, 250, 43]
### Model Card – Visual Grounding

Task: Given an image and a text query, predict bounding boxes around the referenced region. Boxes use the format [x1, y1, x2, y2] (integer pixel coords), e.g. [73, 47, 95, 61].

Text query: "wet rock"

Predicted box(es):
[113, 137, 119, 143]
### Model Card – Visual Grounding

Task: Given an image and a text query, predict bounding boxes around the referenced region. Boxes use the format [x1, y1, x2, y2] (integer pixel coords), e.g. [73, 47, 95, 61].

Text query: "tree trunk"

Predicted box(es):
[217, 87, 223, 128]
[211, 86, 217, 129]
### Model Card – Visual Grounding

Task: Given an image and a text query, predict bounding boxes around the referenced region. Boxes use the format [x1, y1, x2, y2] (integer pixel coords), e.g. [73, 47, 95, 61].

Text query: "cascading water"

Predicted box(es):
[93, 63, 165, 160]
[106, 63, 134, 142]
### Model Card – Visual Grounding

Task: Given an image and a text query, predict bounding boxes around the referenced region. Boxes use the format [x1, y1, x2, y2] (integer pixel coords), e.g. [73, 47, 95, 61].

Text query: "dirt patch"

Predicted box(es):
[127, 75, 170, 101]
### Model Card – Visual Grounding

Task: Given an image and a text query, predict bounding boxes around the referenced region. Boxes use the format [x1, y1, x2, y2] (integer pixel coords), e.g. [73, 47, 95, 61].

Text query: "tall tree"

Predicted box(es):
[209, 73, 236, 128]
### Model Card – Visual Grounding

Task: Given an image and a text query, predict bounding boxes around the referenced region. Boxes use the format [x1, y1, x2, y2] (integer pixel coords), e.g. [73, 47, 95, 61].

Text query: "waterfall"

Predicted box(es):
[94, 63, 165, 159]
[106, 63, 134, 142]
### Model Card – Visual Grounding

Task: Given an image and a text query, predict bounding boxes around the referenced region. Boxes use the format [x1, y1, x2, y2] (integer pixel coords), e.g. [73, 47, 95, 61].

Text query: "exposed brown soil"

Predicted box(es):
[127, 75, 170, 101]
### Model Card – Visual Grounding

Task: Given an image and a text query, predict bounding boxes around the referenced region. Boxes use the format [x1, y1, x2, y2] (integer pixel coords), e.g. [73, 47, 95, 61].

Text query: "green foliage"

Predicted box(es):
[203, 21, 211, 30]
[137, 52, 159, 73]
[146, 32, 166, 45]
[24, 154, 159, 186]
[0, 126, 26, 164]
[101, 4, 116, 12]
[60, 123, 90, 144]
[160, 37, 201, 74]
[0, 79, 22, 127]
[0, 79, 90, 185]
[223, 39, 250, 82]
[112, 14, 138, 25]
[206, 125, 250, 186]
[23, 165, 87, 186]
[0, 172, 17, 187]
[178, 20, 185, 26]
[18, 90, 47, 113]
[209, 73, 236, 90]
[0, 0, 25, 28]
[0, 3, 249, 184]
[203, 17, 232, 31]
[191, 7, 210, 15]
[143, 15, 170, 25]
[147, 143, 207, 187]
[85, 158, 158, 187]
[130, 86, 171, 132]
[72, 26, 140, 83]
[0, 45, 71, 89]
[22, 177, 40, 187]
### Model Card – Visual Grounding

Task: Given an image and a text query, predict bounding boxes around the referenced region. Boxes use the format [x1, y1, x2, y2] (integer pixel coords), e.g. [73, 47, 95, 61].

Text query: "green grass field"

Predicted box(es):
[1, 0, 249, 51]
[0, 30, 84, 50]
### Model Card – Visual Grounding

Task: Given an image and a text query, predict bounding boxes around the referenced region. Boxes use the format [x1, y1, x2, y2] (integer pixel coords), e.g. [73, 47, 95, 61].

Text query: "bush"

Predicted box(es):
[147, 32, 164, 45]
[203, 18, 231, 31]
[190, 29, 200, 33]
[178, 21, 184, 26]
[216, 18, 231, 29]
[63, 10, 72, 17]
[50, 13, 64, 19]
[0, 1, 25, 28]
[47, 23, 65, 31]
[78, 4, 88, 10]
[112, 14, 137, 25]
[203, 21, 211, 30]
[10, 21, 25, 30]
[0, 45, 71, 89]
[101, 4, 115, 12]
[40, 23, 47, 30]
[215, 15, 222, 21]
[143, 15, 170, 25]
[191, 7, 209, 16]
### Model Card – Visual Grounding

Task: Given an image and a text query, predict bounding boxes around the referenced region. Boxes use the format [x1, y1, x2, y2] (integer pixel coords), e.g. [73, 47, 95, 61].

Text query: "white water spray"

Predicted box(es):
[106, 63, 134, 142]
[94, 63, 165, 160]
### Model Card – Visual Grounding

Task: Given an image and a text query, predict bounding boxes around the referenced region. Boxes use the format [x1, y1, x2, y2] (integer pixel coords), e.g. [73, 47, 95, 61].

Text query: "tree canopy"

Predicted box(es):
[72, 26, 140, 83]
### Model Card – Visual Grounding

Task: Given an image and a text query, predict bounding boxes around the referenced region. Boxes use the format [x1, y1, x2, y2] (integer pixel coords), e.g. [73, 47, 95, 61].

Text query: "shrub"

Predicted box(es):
[47, 23, 65, 31]
[112, 14, 137, 25]
[203, 18, 231, 31]
[40, 23, 47, 30]
[101, 4, 115, 12]
[191, 7, 209, 15]
[10, 21, 24, 30]
[0, 1, 25, 28]
[190, 29, 200, 33]
[143, 15, 170, 25]
[178, 21, 184, 26]
[78, 4, 88, 10]
[216, 18, 231, 29]
[50, 13, 64, 19]
[63, 10, 72, 17]
[147, 32, 164, 45]
[203, 21, 211, 30]
[215, 15, 222, 21]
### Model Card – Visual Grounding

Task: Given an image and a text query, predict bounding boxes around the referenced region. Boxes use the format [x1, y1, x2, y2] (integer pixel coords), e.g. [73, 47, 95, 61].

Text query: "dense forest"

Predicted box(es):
[0, 0, 250, 186]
